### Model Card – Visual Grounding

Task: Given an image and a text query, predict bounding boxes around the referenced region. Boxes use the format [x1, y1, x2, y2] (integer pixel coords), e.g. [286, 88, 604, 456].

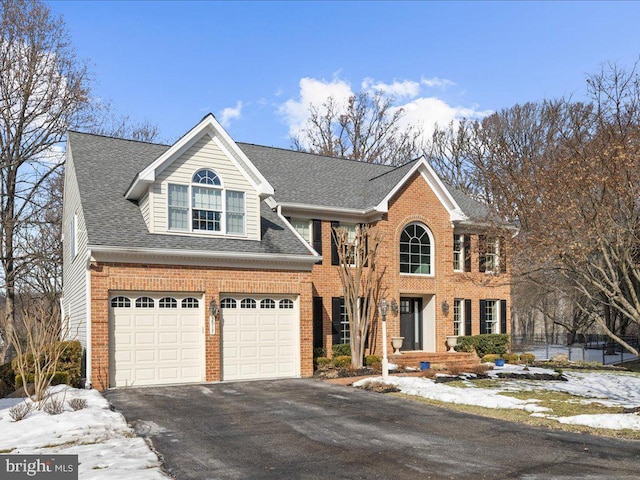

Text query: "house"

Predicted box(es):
[62, 114, 510, 390]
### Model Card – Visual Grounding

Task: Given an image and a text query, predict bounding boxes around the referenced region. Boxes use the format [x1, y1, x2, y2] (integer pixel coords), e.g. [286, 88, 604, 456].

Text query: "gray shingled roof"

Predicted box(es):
[68, 131, 490, 253]
[68, 132, 311, 256]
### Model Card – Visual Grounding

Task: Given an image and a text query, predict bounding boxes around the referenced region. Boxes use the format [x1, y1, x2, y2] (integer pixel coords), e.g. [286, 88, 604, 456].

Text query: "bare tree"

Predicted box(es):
[0, 0, 90, 363]
[292, 91, 423, 166]
[8, 296, 70, 403]
[332, 224, 385, 368]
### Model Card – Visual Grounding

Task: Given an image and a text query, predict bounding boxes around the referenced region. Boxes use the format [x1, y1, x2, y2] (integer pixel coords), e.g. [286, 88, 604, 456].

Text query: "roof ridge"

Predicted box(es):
[367, 158, 421, 182]
[237, 142, 400, 168]
[67, 129, 172, 147]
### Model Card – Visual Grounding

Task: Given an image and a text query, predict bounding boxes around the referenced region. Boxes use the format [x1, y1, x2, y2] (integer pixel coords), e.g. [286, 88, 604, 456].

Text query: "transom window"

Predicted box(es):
[279, 299, 294, 309]
[260, 299, 276, 309]
[181, 298, 199, 308]
[240, 298, 257, 309]
[159, 297, 178, 308]
[110, 296, 131, 308]
[399, 223, 433, 275]
[220, 298, 237, 309]
[168, 169, 245, 235]
[135, 297, 155, 308]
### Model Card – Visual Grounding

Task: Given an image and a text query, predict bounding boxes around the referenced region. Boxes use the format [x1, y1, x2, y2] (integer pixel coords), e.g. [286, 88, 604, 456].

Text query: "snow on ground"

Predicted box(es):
[0, 385, 168, 479]
[354, 365, 640, 431]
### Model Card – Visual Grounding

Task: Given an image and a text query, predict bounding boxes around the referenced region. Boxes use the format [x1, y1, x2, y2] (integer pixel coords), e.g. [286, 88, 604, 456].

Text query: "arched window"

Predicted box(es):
[168, 169, 245, 235]
[279, 299, 294, 309]
[240, 298, 257, 309]
[110, 296, 131, 308]
[220, 298, 237, 309]
[260, 299, 276, 309]
[182, 297, 200, 309]
[159, 297, 178, 308]
[135, 296, 155, 308]
[399, 223, 433, 275]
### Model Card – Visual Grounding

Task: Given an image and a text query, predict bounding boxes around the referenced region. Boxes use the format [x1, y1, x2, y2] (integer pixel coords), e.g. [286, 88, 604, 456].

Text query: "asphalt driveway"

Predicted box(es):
[105, 379, 640, 480]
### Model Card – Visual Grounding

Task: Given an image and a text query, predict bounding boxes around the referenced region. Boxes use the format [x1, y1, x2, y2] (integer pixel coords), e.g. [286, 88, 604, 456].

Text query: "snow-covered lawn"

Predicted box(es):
[0, 385, 168, 479]
[354, 364, 640, 431]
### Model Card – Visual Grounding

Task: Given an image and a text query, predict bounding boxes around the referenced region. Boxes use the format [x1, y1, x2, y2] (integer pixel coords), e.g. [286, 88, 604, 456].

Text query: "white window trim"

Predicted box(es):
[290, 218, 312, 244]
[453, 298, 464, 336]
[399, 222, 435, 277]
[166, 169, 246, 237]
[453, 234, 464, 272]
[484, 238, 500, 274]
[484, 299, 499, 334]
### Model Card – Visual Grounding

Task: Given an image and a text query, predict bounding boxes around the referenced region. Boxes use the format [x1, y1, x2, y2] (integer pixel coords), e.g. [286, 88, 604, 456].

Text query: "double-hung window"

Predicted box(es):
[291, 218, 312, 243]
[168, 169, 245, 235]
[453, 299, 463, 336]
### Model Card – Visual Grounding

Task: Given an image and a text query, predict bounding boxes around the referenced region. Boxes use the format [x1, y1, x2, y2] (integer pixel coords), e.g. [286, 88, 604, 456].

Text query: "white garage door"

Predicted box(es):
[221, 296, 299, 381]
[109, 293, 204, 387]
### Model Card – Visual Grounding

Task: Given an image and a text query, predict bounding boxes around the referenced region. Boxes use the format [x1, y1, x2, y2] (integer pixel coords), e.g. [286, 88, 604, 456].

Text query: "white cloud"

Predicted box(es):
[219, 101, 243, 127]
[361, 77, 421, 99]
[421, 76, 456, 89]
[278, 75, 491, 148]
[277, 77, 354, 138]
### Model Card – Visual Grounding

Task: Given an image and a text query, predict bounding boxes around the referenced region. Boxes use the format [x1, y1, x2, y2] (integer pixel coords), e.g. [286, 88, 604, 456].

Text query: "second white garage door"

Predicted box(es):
[221, 296, 299, 381]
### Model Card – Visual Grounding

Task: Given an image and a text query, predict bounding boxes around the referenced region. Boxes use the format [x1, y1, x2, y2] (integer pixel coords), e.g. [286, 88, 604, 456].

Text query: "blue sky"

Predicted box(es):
[50, 1, 640, 147]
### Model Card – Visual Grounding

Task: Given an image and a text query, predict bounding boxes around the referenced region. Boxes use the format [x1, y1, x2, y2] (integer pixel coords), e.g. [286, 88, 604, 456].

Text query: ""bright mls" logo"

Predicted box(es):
[0, 455, 78, 479]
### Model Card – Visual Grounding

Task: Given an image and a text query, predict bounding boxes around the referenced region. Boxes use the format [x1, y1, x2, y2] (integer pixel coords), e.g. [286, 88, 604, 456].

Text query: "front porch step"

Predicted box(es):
[390, 351, 481, 371]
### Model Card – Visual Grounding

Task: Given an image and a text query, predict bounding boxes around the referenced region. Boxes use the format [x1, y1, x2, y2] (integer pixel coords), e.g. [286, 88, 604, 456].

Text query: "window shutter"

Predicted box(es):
[464, 235, 471, 272]
[499, 237, 507, 273]
[479, 300, 487, 334]
[500, 299, 507, 334]
[464, 299, 472, 336]
[313, 297, 324, 349]
[478, 235, 487, 273]
[331, 221, 340, 265]
[331, 297, 342, 345]
[313, 220, 322, 264]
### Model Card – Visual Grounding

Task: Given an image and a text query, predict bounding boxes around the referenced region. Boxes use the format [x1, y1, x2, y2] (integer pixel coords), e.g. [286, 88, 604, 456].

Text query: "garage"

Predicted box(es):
[109, 293, 204, 387]
[221, 295, 299, 381]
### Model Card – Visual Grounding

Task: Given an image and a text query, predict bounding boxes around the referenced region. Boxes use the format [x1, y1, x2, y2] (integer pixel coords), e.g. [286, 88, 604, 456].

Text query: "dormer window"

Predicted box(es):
[168, 169, 245, 235]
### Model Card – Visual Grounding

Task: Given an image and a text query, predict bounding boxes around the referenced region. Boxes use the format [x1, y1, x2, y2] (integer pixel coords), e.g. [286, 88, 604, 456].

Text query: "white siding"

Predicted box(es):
[62, 146, 89, 347]
[151, 134, 260, 240]
[139, 191, 151, 231]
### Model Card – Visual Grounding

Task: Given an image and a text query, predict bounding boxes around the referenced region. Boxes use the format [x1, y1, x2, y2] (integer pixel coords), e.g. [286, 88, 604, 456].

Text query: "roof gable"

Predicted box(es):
[125, 114, 274, 200]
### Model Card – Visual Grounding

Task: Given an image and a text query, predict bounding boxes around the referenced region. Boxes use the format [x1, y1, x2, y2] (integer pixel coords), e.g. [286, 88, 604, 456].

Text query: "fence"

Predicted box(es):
[511, 334, 638, 365]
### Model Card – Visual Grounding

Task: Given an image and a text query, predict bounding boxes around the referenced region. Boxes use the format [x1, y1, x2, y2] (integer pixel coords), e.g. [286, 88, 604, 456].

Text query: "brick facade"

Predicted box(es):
[89, 172, 509, 390]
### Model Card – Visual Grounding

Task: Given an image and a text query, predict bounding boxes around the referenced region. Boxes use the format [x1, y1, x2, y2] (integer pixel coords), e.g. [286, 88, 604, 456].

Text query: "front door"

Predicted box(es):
[400, 297, 422, 351]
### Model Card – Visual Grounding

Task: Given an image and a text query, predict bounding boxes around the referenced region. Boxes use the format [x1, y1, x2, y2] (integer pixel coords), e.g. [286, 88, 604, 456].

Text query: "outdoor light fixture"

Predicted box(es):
[378, 299, 389, 380]
[209, 300, 219, 334]
[390, 298, 399, 316]
[441, 300, 450, 316]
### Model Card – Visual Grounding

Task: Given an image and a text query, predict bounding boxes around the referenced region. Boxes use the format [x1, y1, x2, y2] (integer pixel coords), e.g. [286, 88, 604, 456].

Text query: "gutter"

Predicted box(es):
[84, 249, 92, 389]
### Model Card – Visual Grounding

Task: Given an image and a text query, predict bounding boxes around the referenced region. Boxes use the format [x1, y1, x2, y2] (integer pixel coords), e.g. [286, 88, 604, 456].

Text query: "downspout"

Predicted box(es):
[84, 249, 92, 389]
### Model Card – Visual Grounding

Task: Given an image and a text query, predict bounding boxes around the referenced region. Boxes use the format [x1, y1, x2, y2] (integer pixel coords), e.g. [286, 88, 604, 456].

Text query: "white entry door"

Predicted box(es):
[109, 293, 204, 387]
[221, 296, 299, 381]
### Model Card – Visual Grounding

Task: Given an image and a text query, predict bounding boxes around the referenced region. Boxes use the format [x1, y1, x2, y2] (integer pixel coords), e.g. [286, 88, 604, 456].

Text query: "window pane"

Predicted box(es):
[220, 298, 237, 309]
[159, 297, 177, 308]
[168, 184, 188, 207]
[279, 299, 294, 309]
[399, 223, 431, 275]
[193, 169, 221, 185]
[291, 219, 311, 242]
[260, 299, 276, 309]
[192, 186, 221, 210]
[168, 184, 189, 230]
[182, 298, 200, 308]
[226, 190, 245, 235]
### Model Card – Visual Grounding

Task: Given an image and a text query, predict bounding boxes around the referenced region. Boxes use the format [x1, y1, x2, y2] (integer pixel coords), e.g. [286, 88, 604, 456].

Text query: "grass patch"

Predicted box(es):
[620, 359, 640, 373]
[393, 393, 640, 440]
[0, 448, 15, 453]
[497, 389, 623, 416]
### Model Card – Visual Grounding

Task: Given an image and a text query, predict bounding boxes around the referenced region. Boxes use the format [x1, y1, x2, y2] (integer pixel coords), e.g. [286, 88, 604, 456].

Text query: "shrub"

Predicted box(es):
[332, 355, 352, 368]
[519, 353, 535, 364]
[43, 396, 65, 415]
[447, 364, 463, 376]
[365, 355, 381, 366]
[68, 398, 88, 411]
[332, 344, 351, 357]
[16, 372, 69, 389]
[454, 334, 510, 357]
[0, 361, 15, 398]
[502, 353, 519, 363]
[9, 401, 33, 421]
[471, 364, 491, 375]
[315, 357, 331, 368]
[313, 347, 327, 358]
[57, 341, 83, 388]
[481, 354, 501, 363]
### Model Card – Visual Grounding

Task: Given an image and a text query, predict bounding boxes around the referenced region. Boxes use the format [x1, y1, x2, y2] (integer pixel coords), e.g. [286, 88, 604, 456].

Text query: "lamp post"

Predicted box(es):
[378, 298, 389, 380]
